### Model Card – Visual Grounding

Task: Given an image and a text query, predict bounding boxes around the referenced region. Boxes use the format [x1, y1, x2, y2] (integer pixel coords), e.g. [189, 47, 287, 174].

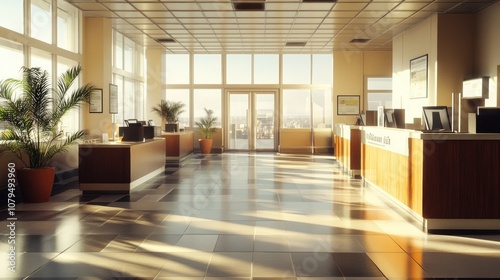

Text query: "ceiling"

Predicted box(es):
[67, 0, 498, 53]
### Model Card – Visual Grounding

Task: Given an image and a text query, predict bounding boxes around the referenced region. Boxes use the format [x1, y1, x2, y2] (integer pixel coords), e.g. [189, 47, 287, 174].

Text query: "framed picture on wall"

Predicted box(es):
[109, 84, 118, 114]
[89, 88, 103, 113]
[410, 54, 428, 99]
[337, 95, 360, 115]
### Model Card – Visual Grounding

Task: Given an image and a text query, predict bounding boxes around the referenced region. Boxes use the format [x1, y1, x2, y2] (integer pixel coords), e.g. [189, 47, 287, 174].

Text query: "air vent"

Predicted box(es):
[286, 42, 307, 47]
[232, 0, 266, 11]
[350, 38, 371, 44]
[302, 0, 337, 3]
[156, 38, 176, 43]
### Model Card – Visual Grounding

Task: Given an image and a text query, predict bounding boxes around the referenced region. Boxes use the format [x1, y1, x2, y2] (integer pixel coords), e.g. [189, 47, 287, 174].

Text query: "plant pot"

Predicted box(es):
[165, 123, 179, 133]
[16, 167, 55, 203]
[199, 138, 213, 154]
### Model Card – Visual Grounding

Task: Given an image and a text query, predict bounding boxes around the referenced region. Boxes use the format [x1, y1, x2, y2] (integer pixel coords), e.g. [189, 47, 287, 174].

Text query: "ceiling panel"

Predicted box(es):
[67, 0, 498, 53]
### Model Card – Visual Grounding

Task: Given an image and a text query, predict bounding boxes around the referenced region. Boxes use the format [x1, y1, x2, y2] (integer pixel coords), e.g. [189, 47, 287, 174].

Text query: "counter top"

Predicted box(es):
[160, 131, 194, 135]
[78, 138, 165, 148]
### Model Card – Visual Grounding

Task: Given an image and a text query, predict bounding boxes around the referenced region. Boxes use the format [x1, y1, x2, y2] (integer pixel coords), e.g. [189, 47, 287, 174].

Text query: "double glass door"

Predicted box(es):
[228, 91, 277, 151]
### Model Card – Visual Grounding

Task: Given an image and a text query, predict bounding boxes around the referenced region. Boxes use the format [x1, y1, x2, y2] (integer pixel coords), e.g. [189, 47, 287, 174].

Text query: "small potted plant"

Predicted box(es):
[152, 100, 185, 132]
[0, 66, 96, 203]
[195, 108, 217, 154]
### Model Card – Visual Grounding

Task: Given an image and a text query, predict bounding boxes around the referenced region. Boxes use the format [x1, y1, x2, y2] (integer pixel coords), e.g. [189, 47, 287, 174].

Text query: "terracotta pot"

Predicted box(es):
[199, 138, 213, 154]
[16, 167, 55, 203]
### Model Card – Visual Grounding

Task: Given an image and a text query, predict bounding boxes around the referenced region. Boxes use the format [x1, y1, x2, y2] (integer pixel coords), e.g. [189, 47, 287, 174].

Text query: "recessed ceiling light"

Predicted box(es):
[232, 0, 266, 11]
[350, 38, 371, 43]
[156, 38, 176, 43]
[286, 42, 307, 47]
[301, 0, 337, 3]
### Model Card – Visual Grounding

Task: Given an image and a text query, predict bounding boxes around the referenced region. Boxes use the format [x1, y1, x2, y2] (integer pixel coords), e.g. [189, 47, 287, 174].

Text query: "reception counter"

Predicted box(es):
[334, 124, 361, 177]
[79, 138, 165, 193]
[359, 126, 500, 231]
[160, 131, 194, 165]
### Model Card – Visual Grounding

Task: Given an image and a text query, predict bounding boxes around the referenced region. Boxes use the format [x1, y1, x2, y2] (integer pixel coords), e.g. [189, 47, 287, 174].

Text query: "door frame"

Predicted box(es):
[224, 89, 280, 151]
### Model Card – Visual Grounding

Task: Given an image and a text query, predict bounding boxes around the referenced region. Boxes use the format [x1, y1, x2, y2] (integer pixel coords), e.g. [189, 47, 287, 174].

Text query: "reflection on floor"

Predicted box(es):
[2, 153, 500, 279]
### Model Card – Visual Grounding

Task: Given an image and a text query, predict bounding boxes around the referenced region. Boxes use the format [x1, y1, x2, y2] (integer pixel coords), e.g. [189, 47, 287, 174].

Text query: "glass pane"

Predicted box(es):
[114, 75, 124, 126]
[124, 37, 134, 73]
[254, 54, 279, 84]
[165, 89, 190, 129]
[312, 54, 332, 85]
[255, 93, 275, 150]
[282, 90, 311, 128]
[0, 39, 24, 80]
[31, 0, 52, 43]
[193, 89, 221, 127]
[368, 92, 392, 110]
[227, 54, 251, 84]
[229, 94, 249, 150]
[0, 0, 23, 33]
[57, 0, 78, 52]
[31, 48, 52, 82]
[135, 81, 144, 120]
[114, 31, 123, 69]
[367, 77, 392, 90]
[312, 89, 332, 128]
[165, 54, 189, 84]
[123, 78, 135, 120]
[57, 58, 80, 134]
[194, 54, 221, 84]
[283, 54, 311, 84]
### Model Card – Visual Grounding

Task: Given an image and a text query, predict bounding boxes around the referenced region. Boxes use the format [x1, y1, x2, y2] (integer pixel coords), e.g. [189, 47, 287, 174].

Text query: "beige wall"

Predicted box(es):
[393, 14, 477, 129]
[82, 17, 114, 138]
[476, 1, 500, 106]
[333, 50, 392, 125]
[146, 47, 164, 128]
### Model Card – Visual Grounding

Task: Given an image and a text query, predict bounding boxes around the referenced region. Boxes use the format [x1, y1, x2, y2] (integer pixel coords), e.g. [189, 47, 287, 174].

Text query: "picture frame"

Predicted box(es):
[337, 95, 360, 115]
[89, 88, 103, 113]
[410, 54, 428, 99]
[109, 84, 118, 114]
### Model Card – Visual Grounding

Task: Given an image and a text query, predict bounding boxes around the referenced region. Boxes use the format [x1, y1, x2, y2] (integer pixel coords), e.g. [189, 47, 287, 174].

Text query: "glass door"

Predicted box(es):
[228, 91, 277, 151]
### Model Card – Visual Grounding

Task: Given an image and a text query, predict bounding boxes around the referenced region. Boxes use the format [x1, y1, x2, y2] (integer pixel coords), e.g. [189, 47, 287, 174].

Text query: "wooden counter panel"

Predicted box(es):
[422, 140, 500, 219]
[409, 138, 424, 216]
[78, 147, 131, 183]
[162, 132, 194, 158]
[130, 140, 166, 181]
[350, 129, 361, 170]
[362, 143, 420, 214]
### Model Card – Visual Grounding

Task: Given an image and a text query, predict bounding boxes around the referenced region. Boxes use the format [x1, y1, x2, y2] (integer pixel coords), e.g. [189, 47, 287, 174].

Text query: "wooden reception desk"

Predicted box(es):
[334, 124, 361, 177]
[358, 126, 500, 231]
[79, 138, 165, 193]
[161, 131, 194, 165]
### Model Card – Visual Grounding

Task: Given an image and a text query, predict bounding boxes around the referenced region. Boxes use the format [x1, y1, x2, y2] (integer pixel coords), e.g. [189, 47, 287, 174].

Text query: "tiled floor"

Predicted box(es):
[2, 153, 500, 279]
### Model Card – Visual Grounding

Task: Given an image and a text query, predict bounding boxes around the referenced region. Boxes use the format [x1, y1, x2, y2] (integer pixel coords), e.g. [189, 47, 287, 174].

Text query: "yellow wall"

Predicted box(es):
[146, 48, 163, 127]
[82, 17, 114, 138]
[333, 50, 392, 125]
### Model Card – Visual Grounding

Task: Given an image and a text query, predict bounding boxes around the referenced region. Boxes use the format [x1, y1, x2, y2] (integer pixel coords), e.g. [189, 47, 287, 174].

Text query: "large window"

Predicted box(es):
[226, 54, 251, 84]
[282, 90, 311, 128]
[0, 0, 23, 34]
[194, 54, 221, 84]
[57, 0, 79, 52]
[165, 54, 189, 84]
[366, 77, 392, 110]
[194, 89, 221, 127]
[254, 54, 279, 84]
[31, 0, 52, 44]
[283, 54, 311, 84]
[112, 30, 146, 125]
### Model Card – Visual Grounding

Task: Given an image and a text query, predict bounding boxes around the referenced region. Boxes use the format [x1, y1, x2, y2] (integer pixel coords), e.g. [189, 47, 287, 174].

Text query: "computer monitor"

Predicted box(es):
[384, 109, 397, 128]
[476, 107, 500, 133]
[120, 122, 144, 141]
[422, 106, 452, 131]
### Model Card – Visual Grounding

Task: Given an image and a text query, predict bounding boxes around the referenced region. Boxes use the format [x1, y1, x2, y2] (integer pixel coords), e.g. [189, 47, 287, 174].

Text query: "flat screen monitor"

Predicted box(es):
[422, 106, 452, 131]
[476, 107, 500, 133]
[384, 109, 397, 128]
[120, 123, 144, 141]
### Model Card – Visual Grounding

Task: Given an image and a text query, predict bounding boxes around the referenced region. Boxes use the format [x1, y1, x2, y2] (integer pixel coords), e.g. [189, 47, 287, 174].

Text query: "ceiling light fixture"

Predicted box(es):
[286, 42, 307, 47]
[350, 38, 371, 43]
[156, 38, 176, 43]
[232, 0, 266, 11]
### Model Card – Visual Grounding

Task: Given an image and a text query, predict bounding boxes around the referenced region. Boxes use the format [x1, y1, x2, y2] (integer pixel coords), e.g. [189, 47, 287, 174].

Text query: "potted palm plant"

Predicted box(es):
[152, 100, 186, 132]
[195, 108, 217, 154]
[0, 66, 95, 203]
